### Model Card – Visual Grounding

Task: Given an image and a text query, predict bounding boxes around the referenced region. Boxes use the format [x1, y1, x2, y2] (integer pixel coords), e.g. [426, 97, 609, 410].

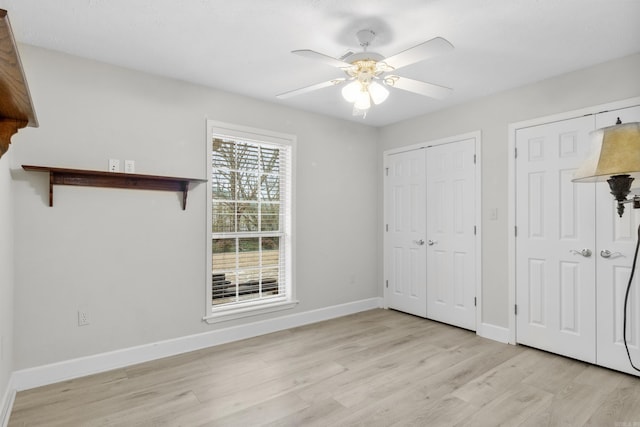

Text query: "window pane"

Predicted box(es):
[212, 171, 236, 200]
[212, 238, 236, 271]
[212, 238, 237, 305]
[260, 203, 280, 231]
[236, 143, 259, 171]
[260, 146, 280, 174]
[237, 203, 258, 232]
[212, 139, 236, 170]
[237, 291, 260, 303]
[238, 237, 259, 267]
[261, 237, 279, 267]
[260, 175, 279, 201]
[212, 271, 237, 303]
[237, 268, 261, 302]
[212, 202, 235, 233]
[261, 236, 279, 251]
[262, 266, 279, 296]
[237, 172, 259, 201]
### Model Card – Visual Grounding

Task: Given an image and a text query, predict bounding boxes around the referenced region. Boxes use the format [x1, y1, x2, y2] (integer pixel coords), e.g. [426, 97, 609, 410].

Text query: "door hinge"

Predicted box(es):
[514, 304, 518, 315]
[385, 167, 389, 176]
[474, 225, 477, 235]
[514, 226, 518, 237]
[474, 296, 477, 307]
[515, 147, 518, 158]
[473, 154, 477, 164]
[385, 224, 389, 232]
[385, 280, 389, 288]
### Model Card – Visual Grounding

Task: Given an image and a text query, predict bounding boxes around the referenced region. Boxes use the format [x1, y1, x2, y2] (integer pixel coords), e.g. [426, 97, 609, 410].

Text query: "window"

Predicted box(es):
[205, 121, 295, 322]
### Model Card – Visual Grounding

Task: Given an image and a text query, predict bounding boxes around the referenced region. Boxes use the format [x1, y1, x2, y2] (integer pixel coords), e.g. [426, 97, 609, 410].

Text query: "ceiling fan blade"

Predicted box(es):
[385, 76, 452, 99]
[276, 78, 346, 99]
[292, 49, 353, 69]
[383, 37, 454, 70]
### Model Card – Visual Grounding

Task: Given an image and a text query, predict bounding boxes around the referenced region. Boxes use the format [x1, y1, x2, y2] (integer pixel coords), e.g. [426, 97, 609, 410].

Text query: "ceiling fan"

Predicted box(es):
[276, 29, 454, 117]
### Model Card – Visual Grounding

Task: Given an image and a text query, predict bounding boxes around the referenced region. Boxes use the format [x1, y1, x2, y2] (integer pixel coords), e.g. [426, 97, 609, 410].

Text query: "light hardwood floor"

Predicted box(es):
[8, 309, 640, 426]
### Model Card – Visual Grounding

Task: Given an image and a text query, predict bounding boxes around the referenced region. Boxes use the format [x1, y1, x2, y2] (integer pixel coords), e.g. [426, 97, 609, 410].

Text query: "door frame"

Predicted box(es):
[507, 96, 640, 345]
[383, 131, 482, 332]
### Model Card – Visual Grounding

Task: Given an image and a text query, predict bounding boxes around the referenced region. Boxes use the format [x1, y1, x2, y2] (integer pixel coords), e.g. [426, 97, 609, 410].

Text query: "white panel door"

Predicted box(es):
[385, 148, 427, 317]
[595, 106, 640, 376]
[426, 139, 477, 330]
[516, 116, 597, 363]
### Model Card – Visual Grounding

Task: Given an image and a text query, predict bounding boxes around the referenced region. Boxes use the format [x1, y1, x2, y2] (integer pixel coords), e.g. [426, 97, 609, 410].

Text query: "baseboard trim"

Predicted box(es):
[1, 376, 15, 427]
[12, 297, 383, 391]
[477, 322, 510, 344]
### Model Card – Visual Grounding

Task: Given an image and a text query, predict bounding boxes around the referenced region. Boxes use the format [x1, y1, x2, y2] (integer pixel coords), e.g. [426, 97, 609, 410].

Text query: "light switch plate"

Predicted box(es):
[124, 160, 135, 174]
[489, 208, 498, 221]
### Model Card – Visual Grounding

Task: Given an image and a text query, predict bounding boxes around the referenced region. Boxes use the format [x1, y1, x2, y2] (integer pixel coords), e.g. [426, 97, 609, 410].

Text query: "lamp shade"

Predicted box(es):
[572, 122, 640, 183]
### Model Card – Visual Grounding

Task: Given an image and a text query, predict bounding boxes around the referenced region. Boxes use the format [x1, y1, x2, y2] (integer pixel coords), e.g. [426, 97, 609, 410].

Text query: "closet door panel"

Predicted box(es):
[595, 106, 640, 376]
[516, 115, 596, 363]
[426, 138, 477, 330]
[385, 148, 428, 317]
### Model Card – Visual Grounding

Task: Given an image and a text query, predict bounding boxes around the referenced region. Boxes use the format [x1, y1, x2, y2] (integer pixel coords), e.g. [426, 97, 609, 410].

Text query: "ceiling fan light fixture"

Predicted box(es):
[369, 81, 389, 105]
[282, 30, 455, 119]
[341, 81, 361, 103]
[354, 88, 371, 110]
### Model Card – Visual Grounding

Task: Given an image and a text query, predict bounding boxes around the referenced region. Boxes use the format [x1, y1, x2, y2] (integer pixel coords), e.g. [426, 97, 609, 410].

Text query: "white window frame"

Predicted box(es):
[204, 120, 296, 324]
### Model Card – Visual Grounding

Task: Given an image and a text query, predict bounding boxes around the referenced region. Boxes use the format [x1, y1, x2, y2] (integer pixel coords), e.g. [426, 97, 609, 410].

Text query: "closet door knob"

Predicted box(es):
[570, 248, 592, 257]
[427, 240, 437, 246]
[600, 250, 623, 258]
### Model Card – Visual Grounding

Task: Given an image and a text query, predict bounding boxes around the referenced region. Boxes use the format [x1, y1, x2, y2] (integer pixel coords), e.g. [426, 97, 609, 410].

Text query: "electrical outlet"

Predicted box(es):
[124, 160, 135, 173]
[78, 310, 90, 326]
[108, 159, 120, 172]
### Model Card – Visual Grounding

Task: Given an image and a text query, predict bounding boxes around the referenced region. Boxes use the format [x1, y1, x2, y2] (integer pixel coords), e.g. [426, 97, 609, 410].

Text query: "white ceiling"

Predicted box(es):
[1, 0, 639, 127]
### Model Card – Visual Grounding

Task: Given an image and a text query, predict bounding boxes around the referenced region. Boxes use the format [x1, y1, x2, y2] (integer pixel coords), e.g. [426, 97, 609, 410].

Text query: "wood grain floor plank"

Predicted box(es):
[192, 360, 346, 421]
[316, 339, 522, 426]
[584, 375, 640, 426]
[455, 382, 553, 426]
[391, 394, 480, 427]
[521, 350, 590, 393]
[451, 347, 552, 406]
[205, 391, 310, 427]
[264, 397, 345, 427]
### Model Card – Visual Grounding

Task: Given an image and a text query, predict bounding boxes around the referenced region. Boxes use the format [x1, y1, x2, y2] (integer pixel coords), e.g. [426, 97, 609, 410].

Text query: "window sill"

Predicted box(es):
[203, 299, 299, 324]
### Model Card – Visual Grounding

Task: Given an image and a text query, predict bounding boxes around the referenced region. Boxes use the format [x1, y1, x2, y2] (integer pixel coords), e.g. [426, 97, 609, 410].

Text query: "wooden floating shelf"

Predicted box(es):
[22, 165, 207, 210]
[0, 9, 38, 159]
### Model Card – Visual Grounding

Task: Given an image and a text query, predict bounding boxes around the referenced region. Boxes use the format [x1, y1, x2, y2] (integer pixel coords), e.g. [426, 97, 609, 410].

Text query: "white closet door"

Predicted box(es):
[516, 116, 597, 363]
[425, 139, 477, 330]
[385, 148, 427, 317]
[595, 106, 640, 376]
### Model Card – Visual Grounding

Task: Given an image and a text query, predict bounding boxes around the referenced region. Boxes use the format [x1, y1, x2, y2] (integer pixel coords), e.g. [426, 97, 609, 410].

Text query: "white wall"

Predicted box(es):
[10, 45, 379, 370]
[378, 52, 640, 328]
[0, 148, 15, 412]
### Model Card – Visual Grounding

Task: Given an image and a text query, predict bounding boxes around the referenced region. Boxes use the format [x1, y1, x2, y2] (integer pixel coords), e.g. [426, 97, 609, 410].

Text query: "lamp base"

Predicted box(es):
[607, 174, 634, 217]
